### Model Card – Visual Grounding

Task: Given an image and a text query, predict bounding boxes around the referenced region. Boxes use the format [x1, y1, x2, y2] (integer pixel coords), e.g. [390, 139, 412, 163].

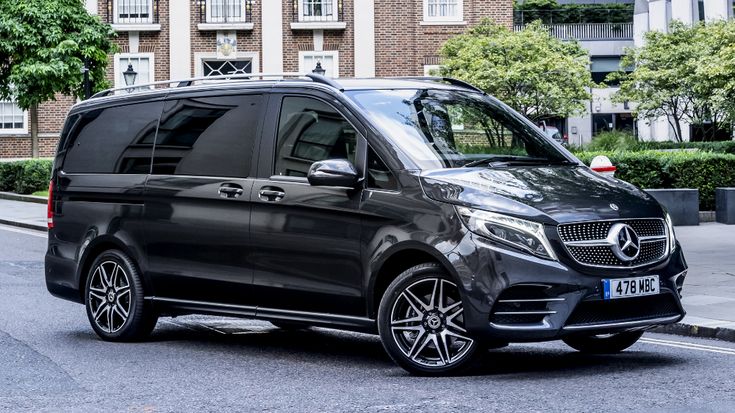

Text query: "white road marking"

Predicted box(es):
[640, 337, 735, 356]
[0, 224, 47, 238]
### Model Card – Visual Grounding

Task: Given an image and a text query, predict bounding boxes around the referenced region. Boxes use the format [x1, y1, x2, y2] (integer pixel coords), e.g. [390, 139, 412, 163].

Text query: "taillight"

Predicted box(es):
[47, 180, 54, 229]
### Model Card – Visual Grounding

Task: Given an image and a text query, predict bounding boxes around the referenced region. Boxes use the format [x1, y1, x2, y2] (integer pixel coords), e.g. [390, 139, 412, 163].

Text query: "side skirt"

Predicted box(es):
[147, 297, 378, 334]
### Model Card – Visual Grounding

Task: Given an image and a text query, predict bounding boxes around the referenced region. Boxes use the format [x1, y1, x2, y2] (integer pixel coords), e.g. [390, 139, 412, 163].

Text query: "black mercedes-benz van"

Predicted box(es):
[45, 75, 687, 375]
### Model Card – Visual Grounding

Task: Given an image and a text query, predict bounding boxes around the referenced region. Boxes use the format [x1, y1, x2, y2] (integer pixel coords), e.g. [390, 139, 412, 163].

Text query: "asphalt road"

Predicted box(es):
[1, 224, 734, 413]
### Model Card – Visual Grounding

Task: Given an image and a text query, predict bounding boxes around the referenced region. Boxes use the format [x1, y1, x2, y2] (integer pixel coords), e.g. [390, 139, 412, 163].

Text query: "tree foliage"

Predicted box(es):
[612, 20, 735, 142]
[0, 0, 116, 109]
[439, 20, 594, 123]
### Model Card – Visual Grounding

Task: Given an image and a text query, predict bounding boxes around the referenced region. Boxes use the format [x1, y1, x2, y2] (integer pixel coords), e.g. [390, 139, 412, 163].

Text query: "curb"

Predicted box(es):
[0, 191, 47, 205]
[652, 323, 735, 343]
[0, 218, 47, 232]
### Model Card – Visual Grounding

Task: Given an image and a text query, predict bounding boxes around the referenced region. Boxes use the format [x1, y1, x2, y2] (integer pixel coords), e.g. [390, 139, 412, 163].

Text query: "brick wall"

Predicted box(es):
[375, 0, 512, 76]
[282, 0, 355, 76]
[0, 137, 59, 158]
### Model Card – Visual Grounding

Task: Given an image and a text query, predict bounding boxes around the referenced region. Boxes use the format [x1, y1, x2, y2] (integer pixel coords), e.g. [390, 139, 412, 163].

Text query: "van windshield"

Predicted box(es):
[346, 89, 573, 170]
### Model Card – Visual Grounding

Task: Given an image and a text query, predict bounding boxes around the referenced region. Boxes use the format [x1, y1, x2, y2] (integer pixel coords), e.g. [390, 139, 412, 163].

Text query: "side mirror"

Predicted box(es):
[307, 159, 359, 187]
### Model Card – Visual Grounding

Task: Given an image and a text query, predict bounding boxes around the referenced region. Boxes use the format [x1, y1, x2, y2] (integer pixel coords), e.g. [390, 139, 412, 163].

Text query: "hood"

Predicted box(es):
[420, 165, 664, 225]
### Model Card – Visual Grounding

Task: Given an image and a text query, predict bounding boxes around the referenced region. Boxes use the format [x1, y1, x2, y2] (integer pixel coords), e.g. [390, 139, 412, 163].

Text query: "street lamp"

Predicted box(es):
[123, 63, 138, 92]
[81, 59, 91, 100]
[312, 62, 326, 76]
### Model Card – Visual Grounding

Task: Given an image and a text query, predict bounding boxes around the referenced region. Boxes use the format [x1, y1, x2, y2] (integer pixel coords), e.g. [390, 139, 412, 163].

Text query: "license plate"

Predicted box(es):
[603, 275, 659, 300]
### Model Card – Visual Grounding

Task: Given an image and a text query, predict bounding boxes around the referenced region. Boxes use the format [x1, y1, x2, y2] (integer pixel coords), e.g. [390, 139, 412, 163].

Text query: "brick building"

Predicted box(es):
[0, 0, 511, 158]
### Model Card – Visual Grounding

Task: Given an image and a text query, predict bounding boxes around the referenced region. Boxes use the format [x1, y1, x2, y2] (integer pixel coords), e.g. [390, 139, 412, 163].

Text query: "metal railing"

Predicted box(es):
[106, 0, 160, 25]
[514, 23, 634, 41]
[197, 0, 254, 24]
[514, 7, 633, 26]
[292, 0, 344, 23]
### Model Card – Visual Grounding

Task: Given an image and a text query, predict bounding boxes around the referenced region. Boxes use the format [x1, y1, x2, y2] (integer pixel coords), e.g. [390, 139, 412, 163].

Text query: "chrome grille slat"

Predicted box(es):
[558, 219, 668, 268]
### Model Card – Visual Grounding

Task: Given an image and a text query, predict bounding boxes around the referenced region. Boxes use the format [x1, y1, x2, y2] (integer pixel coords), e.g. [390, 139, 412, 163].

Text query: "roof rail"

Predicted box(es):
[89, 72, 338, 99]
[390, 76, 486, 94]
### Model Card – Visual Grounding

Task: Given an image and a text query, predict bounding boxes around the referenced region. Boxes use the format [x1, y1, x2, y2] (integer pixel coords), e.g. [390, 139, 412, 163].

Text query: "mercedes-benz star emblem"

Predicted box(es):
[607, 223, 640, 261]
[610, 203, 619, 211]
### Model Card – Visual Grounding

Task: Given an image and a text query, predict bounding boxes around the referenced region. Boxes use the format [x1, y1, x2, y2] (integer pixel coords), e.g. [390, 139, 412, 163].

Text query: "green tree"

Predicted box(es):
[439, 20, 594, 124]
[612, 21, 735, 142]
[0, 0, 116, 157]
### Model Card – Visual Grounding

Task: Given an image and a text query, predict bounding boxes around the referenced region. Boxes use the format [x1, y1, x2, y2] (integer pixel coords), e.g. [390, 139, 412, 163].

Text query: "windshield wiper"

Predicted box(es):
[462, 156, 567, 168]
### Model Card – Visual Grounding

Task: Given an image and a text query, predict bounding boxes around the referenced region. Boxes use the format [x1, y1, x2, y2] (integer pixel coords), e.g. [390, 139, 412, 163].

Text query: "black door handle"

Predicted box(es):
[259, 186, 285, 202]
[218, 184, 243, 199]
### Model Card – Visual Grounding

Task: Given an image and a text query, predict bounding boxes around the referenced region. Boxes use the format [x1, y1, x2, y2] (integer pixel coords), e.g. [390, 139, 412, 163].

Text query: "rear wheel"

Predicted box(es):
[563, 331, 644, 354]
[85, 250, 157, 341]
[378, 263, 480, 376]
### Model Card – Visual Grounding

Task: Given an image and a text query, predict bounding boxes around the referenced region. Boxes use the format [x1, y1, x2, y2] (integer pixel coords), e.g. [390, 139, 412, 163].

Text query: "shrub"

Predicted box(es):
[584, 131, 639, 152]
[0, 159, 52, 195]
[574, 150, 735, 210]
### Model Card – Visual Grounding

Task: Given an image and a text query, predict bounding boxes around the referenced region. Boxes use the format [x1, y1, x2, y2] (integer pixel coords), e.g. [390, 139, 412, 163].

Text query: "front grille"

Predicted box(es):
[565, 294, 681, 327]
[558, 219, 668, 268]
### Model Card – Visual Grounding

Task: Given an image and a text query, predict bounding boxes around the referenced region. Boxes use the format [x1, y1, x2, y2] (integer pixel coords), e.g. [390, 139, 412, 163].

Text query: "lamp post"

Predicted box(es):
[312, 62, 326, 76]
[81, 59, 91, 100]
[123, 63, 138, 92]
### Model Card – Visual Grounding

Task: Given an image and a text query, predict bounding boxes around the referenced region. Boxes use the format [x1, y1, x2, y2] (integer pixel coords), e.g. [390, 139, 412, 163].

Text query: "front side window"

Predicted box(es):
[275, 96, 357, 177]
[115, 0, 153, 24]
[0, 100, 26, 134]
[299, 0, 337, 21]
[347, 89, 571, 170]
[424, 0, 463, 22]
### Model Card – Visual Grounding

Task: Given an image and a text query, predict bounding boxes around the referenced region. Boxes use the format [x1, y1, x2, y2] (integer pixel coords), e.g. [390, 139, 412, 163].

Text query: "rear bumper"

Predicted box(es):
[450, 234, 687, 342]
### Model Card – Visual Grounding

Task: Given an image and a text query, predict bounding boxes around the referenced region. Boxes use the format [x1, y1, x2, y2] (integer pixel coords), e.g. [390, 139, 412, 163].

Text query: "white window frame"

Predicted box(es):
[0, 100, 28, 135]
[113, 53, 155, 90]
[423, 0, 463, 23]
[194, 52, 260, 77]
[298, 0, 338, 22]
[298, 51, 340, 78]
[206, 0, 247, 23]
[114, 0, 154, 24]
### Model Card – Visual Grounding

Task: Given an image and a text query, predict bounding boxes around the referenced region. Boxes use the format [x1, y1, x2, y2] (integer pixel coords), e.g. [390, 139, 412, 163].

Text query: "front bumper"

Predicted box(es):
[449, 233, 687, 342]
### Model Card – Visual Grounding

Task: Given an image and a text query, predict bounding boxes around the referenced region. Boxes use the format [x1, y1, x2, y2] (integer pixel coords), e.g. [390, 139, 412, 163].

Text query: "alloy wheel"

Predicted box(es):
[88, 260, 132, 334]
[389, 278, 474, 368]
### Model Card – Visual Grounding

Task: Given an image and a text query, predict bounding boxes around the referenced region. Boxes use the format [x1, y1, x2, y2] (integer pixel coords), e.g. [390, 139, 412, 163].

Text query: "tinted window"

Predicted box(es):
[151, 94, 264, 177]
[275, 96, 357, 177]
[63, 101, 163, 174]
[367, 147, 398, 191]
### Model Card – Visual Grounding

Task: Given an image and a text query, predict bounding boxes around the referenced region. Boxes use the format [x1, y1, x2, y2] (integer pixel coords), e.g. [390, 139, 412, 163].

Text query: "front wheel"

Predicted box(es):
[563, 331, 644, 354]
[378, 263, 480, 376]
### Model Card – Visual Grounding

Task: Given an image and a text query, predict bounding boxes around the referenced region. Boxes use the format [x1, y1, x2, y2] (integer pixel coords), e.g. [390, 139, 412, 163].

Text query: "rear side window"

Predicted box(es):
[275, 96, 358, 177]
[151, 94, 264, 177]
[63, 101, 163, 174]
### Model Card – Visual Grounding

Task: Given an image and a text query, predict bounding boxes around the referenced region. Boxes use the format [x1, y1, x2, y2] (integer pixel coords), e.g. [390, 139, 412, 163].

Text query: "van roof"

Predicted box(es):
[69, 76, 483, 113]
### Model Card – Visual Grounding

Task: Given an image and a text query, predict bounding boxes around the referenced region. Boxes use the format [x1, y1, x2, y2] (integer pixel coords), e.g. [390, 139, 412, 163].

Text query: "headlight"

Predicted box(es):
[665, 211, 677, 253]
[456, 206, 557, 260]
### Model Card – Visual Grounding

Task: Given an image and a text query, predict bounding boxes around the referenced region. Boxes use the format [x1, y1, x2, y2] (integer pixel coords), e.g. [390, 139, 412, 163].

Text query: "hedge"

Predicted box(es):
[575, 151, 735, 210]
[0, 159, 53, 195]
[578, 131, 735, 154]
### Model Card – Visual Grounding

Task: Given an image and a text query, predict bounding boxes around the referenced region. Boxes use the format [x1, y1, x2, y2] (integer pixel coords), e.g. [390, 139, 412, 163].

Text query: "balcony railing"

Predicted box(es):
[513, 7, 634, 26]
[514, 23, 634, 41]
[197, 0, 253, 24]
[106, 0, 160, 25]
[292, 0, 344, 24]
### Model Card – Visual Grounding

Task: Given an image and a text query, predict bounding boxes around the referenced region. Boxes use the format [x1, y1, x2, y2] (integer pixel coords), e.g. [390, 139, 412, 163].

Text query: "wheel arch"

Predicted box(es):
[75, 235, 148, 303]
[367, 242, 460, 319]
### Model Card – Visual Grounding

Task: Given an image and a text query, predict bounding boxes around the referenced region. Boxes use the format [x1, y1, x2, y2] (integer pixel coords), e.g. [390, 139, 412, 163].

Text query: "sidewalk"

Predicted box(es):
[1, 196, 733, 341]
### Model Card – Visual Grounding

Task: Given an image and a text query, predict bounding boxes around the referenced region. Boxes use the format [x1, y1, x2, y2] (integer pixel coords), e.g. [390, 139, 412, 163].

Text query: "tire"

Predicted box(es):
[563, 331, 644, 354]
[85, 250, 157, 342]
[377, 263, 480, 376]
[270, 321, 310, 330]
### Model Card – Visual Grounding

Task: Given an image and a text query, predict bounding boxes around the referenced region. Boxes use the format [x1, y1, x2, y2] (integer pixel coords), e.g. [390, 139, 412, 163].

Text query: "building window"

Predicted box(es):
[206, 0, 250, 23]
[0, 100, 26, 134]
[423, 65, 441, 76]
[591, 56, 632, 86]
[299, 52, 339, 78]
[202, 60, 253, 76]
[114, 54, 154, 90]
[423, 0, 463, 22]
[298, 0, 338, 22]
[114, 0, 154, 24]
